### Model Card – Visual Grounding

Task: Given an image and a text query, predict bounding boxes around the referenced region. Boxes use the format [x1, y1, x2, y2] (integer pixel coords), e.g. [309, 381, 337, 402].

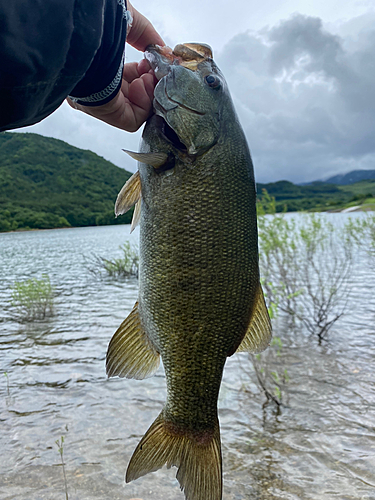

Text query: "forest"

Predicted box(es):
[0, 132, 133, 232]
[0, 131, 374, 232]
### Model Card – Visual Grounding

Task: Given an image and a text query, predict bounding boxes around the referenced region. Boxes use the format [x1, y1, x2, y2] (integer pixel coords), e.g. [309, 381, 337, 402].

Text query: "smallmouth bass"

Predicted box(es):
[106, 43, 272, 500]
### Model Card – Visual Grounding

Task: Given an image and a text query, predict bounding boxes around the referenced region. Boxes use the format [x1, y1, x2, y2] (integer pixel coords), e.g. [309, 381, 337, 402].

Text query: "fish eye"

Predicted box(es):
[205, 75, 220, 88]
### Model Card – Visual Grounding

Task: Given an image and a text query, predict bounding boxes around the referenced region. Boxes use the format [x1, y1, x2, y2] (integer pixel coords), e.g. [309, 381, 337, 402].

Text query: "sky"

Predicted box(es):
[17, 0, 375, 183]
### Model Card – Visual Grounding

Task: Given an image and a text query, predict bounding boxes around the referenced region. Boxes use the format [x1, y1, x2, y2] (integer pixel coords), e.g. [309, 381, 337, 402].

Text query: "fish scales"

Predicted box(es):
[107, 42, 272, 500]
[139, 125, 258, 429]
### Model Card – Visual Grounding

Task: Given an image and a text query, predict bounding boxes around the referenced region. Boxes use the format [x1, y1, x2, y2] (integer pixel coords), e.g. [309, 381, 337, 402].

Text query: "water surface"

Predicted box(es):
[0, 218, 374, 500]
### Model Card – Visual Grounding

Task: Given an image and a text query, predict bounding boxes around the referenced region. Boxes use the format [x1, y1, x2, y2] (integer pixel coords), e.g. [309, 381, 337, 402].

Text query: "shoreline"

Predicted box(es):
[0, 222, 132, 235]
[1, 207, 374, 235]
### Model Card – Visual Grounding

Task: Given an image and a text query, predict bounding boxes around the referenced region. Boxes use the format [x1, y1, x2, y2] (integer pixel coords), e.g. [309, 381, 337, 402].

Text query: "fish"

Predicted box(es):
[106, 43, 272, 500]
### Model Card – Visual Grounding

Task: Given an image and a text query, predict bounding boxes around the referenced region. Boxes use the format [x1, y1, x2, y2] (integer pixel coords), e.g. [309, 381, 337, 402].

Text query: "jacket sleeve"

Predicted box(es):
[0, 0, 130, 132]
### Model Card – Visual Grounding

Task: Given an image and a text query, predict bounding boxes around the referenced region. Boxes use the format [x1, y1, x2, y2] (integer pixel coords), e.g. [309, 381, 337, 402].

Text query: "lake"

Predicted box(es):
[1, 216, 375, 500]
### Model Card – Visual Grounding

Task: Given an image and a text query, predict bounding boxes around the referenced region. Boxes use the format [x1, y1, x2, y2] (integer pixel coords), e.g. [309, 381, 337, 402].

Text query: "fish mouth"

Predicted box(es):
[147, 44, 209, 117]
[145, 43, 213, 80]
[159, 116, 187, 152]
[146, 43, 215, 156]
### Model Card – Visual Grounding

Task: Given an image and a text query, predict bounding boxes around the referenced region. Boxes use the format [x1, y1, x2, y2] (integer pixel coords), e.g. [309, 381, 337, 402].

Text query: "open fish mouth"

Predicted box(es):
[146, 43, 212, 117]
[145, 43, 215, 154]
[144, 43, 213, 81]
[161, 122, 186, 151]
[159, 116, 187, 152]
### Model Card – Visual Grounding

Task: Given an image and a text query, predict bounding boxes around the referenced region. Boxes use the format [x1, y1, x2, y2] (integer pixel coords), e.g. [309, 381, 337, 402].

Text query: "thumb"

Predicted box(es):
[126, 1, 165, 51]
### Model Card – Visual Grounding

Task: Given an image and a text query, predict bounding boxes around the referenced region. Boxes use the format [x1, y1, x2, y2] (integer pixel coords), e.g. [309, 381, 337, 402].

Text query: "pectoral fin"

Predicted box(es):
[106, 302, 160, 380]
[115, 170, 141, 217]
[236, 285, 272, 354]
[123, 149, 168, 168]
[130, 199, 141, 233]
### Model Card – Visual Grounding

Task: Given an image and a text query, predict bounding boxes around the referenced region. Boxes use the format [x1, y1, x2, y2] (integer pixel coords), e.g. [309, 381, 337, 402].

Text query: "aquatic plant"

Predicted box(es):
[4, 372, 10, 396]
[250, 336, 290, 406]
[346, 213, 375, 264]
[87, 241, 139, 278]
[10, 274, 55, 322]
[257, 191, 354, 339]
[55, 435, 69, 500]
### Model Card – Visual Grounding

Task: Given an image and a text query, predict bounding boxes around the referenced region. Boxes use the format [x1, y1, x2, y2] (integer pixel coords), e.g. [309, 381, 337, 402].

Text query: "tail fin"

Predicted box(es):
[126, 412, 222, 500]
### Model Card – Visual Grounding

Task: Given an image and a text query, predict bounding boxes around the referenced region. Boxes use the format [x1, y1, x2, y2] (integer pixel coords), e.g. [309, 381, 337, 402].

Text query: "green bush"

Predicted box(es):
[346, 213, 375, 268]
[11, 274, 55, 321]
[257, 190, 355, 339]
[87, 242, 139, 279]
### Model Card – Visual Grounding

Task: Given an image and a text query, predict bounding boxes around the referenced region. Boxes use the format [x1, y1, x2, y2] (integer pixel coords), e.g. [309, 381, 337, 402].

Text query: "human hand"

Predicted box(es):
[126, 1, 164, 52]
[67, 1, 164, 132]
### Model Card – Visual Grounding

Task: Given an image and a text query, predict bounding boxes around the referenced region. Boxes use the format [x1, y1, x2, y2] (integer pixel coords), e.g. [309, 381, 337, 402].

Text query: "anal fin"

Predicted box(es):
[236, 284, 272, 354]
[106, 302, 160, 379]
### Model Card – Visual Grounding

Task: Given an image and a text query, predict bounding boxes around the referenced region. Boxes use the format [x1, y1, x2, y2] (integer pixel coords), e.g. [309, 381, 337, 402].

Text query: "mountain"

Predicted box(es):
[256, 180, 345, 212]
[304, 169, 375, 185]
[0, 132, 132, 232]
[324, 169, 375, 185]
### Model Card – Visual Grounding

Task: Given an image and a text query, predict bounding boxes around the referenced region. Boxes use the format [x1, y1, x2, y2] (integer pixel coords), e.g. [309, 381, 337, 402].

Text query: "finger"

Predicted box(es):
[140, 72, 156, 101]
[137, 60, 158, 87]
[126, 3, 165, 51]
[137, 58, 152, 75]
[128, 74, 155, 114]
[122, 62, 142, 84]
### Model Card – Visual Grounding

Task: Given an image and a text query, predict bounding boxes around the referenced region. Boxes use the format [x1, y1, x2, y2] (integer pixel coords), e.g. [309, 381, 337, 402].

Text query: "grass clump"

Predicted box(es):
[87, 241, 139, 278]
[4, 372, 10, 396]
[55, 435, 69, 500]
[11, 274, 55, 322]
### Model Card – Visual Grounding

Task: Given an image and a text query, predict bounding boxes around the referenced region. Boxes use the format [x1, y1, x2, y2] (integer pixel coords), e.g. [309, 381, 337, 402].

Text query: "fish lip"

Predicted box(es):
[145, 43, 213, 78]
[145, 45, 178, 81]
[148, 46, 208, 116]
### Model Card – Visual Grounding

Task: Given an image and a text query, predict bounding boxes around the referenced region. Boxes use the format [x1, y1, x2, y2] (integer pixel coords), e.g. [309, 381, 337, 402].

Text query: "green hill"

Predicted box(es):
[1, 132, 374, 232]
[256, 179, 375, 212]
[312, 169, 375, 185]
[0, 132, 133, 232]
[256, 180, 343, 211]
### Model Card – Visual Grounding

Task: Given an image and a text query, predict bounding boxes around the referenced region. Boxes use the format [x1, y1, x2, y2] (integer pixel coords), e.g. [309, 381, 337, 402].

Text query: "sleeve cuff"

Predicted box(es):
[68, 49, 124, 106]
[68, 0, 132, 107]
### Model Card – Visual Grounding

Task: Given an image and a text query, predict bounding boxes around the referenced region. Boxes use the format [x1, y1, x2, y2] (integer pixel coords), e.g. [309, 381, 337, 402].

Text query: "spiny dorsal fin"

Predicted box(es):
[126, 412, 222, 500]
[123, 149, 168, 168]
[236, 284, 272, 354]
[106, 302, 160, 380]
[115, 170, 141, 217]
[130, 198, 141, 233]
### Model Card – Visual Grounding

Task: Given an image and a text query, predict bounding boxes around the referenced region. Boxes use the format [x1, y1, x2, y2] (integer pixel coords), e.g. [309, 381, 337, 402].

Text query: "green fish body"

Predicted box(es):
[107, 43, 272, 500]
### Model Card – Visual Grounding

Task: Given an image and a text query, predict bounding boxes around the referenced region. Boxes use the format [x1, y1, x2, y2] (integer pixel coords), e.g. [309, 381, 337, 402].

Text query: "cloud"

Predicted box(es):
[217, 13, 375, 182]
[17, 9, 375, 184]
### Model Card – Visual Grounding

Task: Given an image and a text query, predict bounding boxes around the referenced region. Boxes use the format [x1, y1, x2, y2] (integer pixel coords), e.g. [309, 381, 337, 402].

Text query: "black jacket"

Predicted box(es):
[0, 0, 129, 131]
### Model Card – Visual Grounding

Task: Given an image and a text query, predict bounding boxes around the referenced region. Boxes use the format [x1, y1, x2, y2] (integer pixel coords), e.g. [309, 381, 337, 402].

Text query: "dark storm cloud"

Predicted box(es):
[217, 14, 375, 183]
